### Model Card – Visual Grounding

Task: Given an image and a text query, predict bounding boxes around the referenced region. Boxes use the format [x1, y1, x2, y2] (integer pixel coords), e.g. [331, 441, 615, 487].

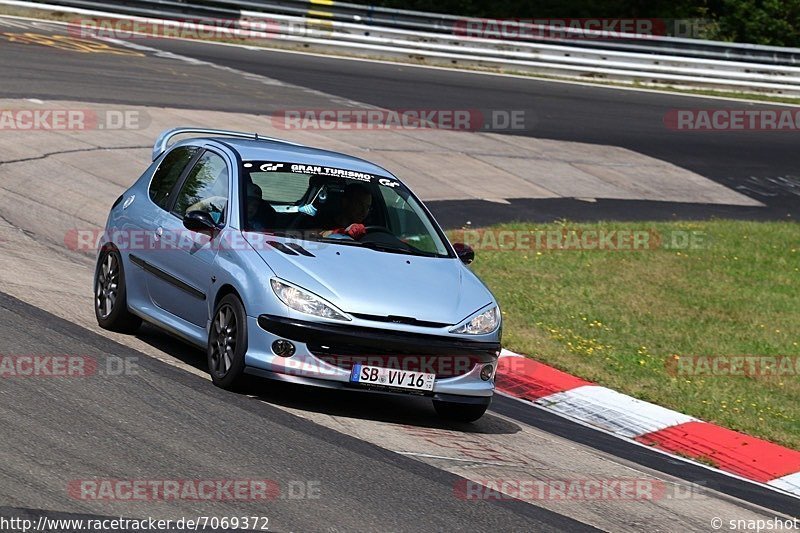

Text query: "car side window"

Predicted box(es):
[149, 146, 199, 209]
[380, 186, 422, 235]
[379, 186, 442, 255]
[173, 151, 230, 225]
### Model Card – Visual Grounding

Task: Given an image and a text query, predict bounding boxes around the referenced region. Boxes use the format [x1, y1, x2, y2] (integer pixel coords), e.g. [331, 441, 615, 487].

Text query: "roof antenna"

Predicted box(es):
[254, 133, 259, 140]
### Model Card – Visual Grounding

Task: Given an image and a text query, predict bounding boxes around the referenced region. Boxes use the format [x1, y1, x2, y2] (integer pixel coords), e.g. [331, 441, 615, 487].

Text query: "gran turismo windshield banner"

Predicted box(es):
[242, 161, 401, 188]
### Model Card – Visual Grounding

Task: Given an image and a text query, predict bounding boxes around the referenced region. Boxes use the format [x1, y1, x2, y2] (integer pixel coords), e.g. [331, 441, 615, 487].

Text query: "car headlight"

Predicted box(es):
[270, 279, 350, 321]
[450, 306, 500, 335]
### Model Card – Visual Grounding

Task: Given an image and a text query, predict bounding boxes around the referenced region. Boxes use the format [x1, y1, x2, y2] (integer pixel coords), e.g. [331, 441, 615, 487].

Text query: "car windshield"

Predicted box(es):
[241, 161, 451, 257]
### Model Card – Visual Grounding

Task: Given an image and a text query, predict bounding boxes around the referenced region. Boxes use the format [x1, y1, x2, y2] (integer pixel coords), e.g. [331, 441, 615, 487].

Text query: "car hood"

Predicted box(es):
[244, 233, 494, 325]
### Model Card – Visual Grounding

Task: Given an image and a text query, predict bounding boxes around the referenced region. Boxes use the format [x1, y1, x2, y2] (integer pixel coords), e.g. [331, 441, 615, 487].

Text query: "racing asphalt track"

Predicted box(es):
[138, 38, 800, 218]
[0, 291, 593, 532]
[2, 291, 799, 529]
[0, 17, 798, 225]
[0, 15, 799, 532]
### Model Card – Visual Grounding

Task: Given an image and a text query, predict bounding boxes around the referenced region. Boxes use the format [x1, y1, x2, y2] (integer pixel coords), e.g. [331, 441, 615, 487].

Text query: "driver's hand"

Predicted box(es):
[345, 223, 366, 240]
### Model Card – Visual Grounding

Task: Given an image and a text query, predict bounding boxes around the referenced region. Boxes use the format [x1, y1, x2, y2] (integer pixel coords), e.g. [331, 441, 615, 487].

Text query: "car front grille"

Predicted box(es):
[307, 343, 484, 379]
[258, 314, 500, 379]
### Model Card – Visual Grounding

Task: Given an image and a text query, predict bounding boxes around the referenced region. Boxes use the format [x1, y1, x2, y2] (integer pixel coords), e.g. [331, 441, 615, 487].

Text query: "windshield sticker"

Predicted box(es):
[291, 164, 372, 181]
[378, 178, 400, 188]
[250, 161, 400, 186]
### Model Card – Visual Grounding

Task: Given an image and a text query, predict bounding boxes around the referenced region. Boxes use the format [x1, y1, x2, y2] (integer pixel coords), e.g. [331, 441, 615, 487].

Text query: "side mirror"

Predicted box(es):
[452, 242, 475, 265]
[183, 210, 217, 234]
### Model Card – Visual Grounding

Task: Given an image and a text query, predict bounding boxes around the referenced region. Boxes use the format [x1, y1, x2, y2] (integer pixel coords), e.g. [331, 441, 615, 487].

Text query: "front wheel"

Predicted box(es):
[432, 398, 490, 422]
[94, 247, 142, 333]
[208, 294, 248, 390]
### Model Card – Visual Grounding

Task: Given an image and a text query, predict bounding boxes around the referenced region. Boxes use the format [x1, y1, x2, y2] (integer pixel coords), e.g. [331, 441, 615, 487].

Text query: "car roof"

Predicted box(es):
[207, 137, 395, 178]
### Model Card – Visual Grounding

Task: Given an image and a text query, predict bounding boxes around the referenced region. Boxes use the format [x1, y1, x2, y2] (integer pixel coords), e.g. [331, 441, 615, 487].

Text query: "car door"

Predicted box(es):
[145, 148, 231, 327]
[127, 144, 200, 305]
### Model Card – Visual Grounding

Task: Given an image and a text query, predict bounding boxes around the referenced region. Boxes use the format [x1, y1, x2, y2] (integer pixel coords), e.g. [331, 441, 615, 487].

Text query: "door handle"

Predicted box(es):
[154, 227, 163, 241]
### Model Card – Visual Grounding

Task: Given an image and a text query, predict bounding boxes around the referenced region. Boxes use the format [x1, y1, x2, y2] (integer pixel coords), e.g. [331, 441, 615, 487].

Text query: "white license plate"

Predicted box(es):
[350, 364, 435, 391]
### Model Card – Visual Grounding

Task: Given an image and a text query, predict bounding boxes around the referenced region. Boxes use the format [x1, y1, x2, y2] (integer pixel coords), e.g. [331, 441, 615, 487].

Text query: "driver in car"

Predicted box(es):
[246, 182, 276, 231]
[322, 183, 372, 240]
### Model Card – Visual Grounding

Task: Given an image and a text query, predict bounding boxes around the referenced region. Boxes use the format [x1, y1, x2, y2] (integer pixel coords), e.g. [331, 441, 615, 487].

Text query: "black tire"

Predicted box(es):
[208, 293, 248, 390]
[94, 247, 142, 334]
[432, 398, 490, 422]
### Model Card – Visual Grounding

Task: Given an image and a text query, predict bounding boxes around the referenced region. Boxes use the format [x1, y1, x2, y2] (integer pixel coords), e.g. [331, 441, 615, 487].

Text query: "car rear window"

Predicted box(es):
[249, 171, 310, 204]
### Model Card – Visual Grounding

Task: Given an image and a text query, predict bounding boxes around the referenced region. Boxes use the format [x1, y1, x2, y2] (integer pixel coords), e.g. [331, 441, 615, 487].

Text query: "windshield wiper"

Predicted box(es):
[359, 242, 434, 256]
[318, 237, 365, 247]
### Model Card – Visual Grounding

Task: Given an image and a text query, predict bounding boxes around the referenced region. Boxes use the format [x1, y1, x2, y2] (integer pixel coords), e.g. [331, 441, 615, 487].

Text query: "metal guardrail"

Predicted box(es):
[233, 0, 800, 67]
[7, 0, 800, 95]
[21, 0, 800, 65]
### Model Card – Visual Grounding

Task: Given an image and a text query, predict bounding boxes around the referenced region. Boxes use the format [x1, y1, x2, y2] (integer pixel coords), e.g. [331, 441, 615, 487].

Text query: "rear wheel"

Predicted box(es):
[208, 294, 248, 390]
[94, 247, 142, 333]
[433, 398, 490, 422]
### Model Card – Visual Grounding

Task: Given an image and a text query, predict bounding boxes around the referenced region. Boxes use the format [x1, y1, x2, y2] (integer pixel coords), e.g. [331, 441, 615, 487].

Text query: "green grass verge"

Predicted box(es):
[450, 220, 800, 450]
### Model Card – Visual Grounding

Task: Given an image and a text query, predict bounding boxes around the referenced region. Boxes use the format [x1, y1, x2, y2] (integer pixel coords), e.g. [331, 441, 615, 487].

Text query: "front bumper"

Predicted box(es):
[243, 314, 501, 398]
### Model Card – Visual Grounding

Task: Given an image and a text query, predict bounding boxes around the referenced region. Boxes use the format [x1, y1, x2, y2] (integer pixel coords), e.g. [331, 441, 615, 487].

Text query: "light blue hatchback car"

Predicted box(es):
[95, 128, 502, 421]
